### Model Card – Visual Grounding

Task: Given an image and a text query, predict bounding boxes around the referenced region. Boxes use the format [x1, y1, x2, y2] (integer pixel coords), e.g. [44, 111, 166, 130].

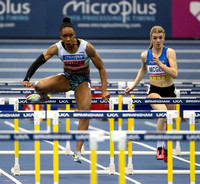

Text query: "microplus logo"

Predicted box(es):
[62, 0, 157, 25]
[0, 0, 31, 15]
[190, 1, 200, 22]
[0, 0, 31, 26]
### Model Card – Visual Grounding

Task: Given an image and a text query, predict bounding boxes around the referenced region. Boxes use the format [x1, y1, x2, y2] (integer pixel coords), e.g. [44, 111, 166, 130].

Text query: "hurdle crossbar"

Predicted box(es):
[1, 81, 200, 88]
[7, 97, 200, 106]
[1, 88, 200, 96]
[112, 129, 200, 184]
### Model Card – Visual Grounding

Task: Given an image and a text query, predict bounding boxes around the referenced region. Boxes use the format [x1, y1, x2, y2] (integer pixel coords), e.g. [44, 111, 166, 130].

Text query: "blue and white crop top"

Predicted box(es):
[56, 39, 91, 70]
[146, 47, 170, 78]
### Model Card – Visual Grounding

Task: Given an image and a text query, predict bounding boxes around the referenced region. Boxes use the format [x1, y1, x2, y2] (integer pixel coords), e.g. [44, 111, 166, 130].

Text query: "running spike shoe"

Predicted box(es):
[72, 152, 82, 164]
[163, 149, 167, 163]
[156, 147, 165, 160]
[26, 94, 40, 103]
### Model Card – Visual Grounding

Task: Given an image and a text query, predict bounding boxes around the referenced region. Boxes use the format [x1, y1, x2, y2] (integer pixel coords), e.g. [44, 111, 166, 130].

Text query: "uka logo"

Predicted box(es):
[190, 1, 200, 21]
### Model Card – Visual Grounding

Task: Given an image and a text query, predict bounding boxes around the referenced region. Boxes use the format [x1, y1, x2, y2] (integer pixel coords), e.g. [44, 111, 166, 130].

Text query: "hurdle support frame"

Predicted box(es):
[183, 110, 197, 184]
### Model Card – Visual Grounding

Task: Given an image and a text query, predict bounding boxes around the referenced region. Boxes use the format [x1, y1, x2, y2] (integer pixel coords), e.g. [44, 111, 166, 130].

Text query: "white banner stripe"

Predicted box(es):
[0, 58, 199, 63]
[0, 68, 199, 73]
[0, 48, 200, 53]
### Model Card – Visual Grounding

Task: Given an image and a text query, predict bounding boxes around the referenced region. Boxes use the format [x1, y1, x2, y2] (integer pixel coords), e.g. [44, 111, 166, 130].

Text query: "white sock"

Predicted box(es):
[163, 141, 167, 150]
[157, 141, 164, 148]
[157, 141, 167, 149]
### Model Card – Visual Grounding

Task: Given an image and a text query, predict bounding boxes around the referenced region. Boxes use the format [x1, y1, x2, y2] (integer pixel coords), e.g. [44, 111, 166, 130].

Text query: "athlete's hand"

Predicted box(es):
[153, 57, 160, 65]
[102, 91, 110, 102]
[23, 81, 33, 87]
[124, 87, 131, 97]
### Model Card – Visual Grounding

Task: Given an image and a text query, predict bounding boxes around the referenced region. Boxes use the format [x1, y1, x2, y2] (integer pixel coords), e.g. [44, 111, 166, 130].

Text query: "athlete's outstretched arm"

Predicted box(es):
[23, 44, 58, 87]
[125, 51, 147, 96]
[86, 43, 110, 101]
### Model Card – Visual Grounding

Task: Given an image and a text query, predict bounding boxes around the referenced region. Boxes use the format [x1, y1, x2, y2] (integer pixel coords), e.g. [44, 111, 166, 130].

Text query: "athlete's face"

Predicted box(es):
[151, 33, 165, 49]
[60, 27, 76, 46]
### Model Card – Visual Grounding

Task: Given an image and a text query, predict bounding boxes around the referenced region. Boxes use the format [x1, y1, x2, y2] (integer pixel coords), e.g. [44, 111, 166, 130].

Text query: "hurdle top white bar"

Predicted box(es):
[5, 110, 200, 120]
[1, 88, 200, 96]
[1, 81, 200, 88]
[0, 111, 45, 119]
[0, 98, 5, 105]
[46, 110, 178, 119]
[0, 130, 199, 141]
[111, 130, 200, 142]
[0, 131, 91, 141]
[9, 97, 200, 105]
[183, 110, 200, 124]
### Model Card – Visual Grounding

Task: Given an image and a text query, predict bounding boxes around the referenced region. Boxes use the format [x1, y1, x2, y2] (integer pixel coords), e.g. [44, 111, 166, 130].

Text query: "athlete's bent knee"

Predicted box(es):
[35, 81, 45, 93]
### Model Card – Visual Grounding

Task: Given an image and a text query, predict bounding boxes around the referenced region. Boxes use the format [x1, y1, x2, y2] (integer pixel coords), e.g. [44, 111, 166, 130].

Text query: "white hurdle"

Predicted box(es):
[0, 98, 5, 105]
[183, 110, 200, 184]
[0, 109, 199, 184]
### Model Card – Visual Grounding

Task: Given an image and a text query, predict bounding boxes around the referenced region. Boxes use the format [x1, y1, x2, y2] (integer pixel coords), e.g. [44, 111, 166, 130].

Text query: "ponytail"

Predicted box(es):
[148, 42, 153, 50]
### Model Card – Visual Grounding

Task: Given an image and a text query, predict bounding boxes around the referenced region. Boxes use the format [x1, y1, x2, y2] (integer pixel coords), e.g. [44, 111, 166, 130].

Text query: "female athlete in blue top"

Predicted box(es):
[125, 26, 178, 163]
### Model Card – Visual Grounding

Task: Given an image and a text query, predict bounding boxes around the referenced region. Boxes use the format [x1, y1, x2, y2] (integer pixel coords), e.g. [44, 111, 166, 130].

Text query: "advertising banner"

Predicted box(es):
[172, 0, 200, 38]
[0, 0, 47, 38]
[57, 0, 172, 39]
[0, 0, 171, 39]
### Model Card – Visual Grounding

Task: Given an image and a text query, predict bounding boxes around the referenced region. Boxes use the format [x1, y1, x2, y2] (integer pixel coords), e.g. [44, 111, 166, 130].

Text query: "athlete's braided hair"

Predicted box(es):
[60, 17, 74, 31]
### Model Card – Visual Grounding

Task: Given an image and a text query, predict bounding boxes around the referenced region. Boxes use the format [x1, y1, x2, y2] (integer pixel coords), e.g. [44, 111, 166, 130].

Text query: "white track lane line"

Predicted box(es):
[144, 121, 200, 166]
[0, 168, 22, 184]
[4, 120, 141, 184]
[76, 120, 200, 167]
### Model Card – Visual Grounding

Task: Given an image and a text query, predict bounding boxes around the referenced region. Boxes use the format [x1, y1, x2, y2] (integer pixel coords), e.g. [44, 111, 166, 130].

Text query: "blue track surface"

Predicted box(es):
[0, 39, 200, 82]
[0, 117, 200, 184]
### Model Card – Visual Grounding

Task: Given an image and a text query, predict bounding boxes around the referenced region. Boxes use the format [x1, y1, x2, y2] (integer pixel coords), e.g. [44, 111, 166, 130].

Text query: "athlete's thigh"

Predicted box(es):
[166, 104, 176, 110]
[36, 74, 71, 93]
[74, 82, 91, 110]
[147, 93, 167, 110]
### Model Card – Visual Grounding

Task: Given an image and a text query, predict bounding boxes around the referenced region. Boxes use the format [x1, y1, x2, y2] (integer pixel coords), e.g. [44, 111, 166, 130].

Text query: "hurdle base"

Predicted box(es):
[11, 164, 20, 176]
[63, 141, 71, 155]
[125, 163, 134, 175]
[173, 142, 181, 156]
[81, 144, 85, 155]
[108, 163, 116, 175]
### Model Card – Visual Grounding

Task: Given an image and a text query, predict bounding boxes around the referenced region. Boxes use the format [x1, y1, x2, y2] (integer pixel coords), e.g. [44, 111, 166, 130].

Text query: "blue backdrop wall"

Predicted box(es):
[0, 0, 199, 39]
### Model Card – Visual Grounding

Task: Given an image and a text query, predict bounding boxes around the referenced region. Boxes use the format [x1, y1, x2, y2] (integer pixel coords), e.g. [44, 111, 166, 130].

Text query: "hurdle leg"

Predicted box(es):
[124, 97, 134, 175]
[34, 105, 41, 184]
[190, 116, 195, 184]
[90, 149, 97, 184]
[11, 100, 20, 175]
[108, 98, 118, 174]
[109, 117, 116, 174]
[112, 131, 126, 184]
[90, 133, 98, 184]
[167, 111, 177, 184]
[90, 132, 105, 184]
[11, 118, 20, 175]
[126, 117, 134, 175]
[118, 94, 122, 131]
[47, 104, 51, 132]
[119, 146, 126, 184]
[53, 116, 59, 184]
[64, 104, 71, 155]
[183, 111, 196, 184]
[174, 103, 181, 155]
